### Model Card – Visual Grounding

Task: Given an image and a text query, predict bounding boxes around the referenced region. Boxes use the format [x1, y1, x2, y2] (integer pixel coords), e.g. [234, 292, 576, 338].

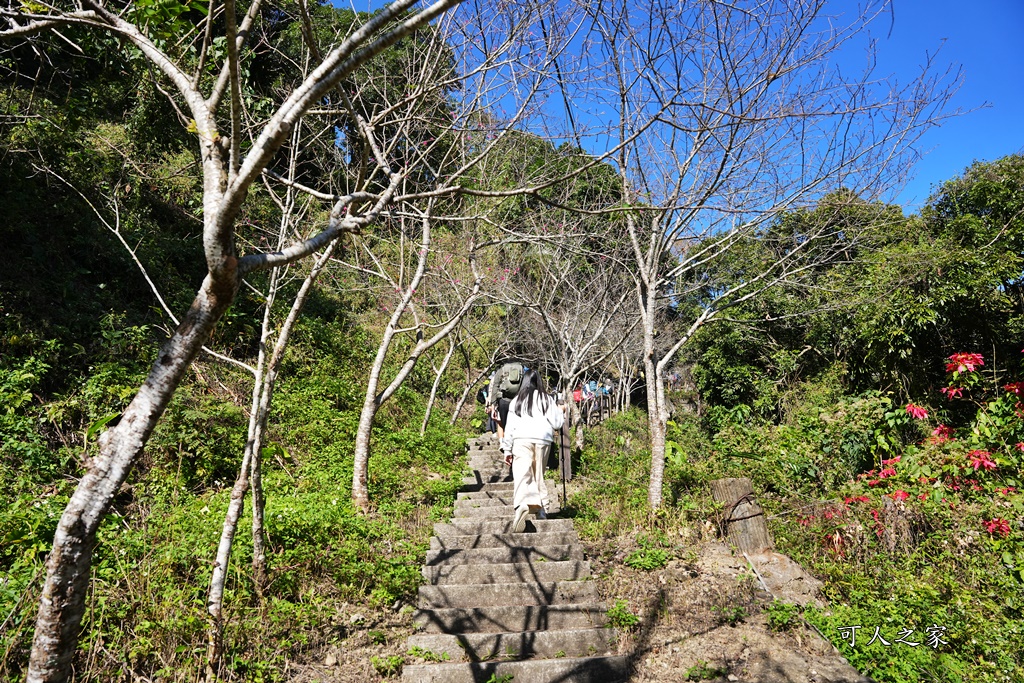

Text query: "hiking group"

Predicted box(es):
[485, 362, 566, 533]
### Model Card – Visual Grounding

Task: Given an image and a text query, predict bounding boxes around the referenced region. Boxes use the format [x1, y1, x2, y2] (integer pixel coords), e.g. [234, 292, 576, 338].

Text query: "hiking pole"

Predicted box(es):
[560, 416, 567, 507]
[561, 428, 569, 507]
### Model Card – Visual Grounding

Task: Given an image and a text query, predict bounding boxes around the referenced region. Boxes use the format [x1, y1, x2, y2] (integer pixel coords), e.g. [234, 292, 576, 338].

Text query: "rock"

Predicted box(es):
[350, 613, 365, 625]
[324, 652, 338, 667]
[728, 676, 738, 682]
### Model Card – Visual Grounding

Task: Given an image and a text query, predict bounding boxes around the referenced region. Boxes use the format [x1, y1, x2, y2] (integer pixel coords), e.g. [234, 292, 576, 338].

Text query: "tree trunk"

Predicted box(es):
[643, 319, 667, 508]
[205, 443, 255, 682]
[28, 275, 235, 683]
[421, 337, 457, 435]
[249, 427, 268, 591]
[351, 394, 379, 511]
[450, 366, 489, 425]
[206, 242, 334, 679]
[710, 477, 773, 553]
[205, 270, 272, 681]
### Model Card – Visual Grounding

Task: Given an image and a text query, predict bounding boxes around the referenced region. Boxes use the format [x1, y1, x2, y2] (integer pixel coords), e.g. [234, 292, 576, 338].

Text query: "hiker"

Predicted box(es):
[479, 380, 497, 433]
[500, 369, 565, 533]
[487, 360, 526, 442]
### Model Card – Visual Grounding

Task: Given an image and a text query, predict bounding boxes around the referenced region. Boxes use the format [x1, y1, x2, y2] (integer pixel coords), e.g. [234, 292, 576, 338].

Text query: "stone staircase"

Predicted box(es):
[402, 434, 629, 682]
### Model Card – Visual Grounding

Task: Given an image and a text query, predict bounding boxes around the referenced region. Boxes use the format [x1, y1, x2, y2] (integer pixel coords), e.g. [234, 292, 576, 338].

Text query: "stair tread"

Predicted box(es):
[401, 655, 629, 682]
[403, 439, 617, 682]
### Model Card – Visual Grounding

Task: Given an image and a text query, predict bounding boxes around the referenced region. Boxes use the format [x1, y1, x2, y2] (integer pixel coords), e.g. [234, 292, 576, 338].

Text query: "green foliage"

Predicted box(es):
[764, 600, 800, 632]
[685, 660, 728, 680]
[484, 674, 515, 683]
[606, 599, 640, 629]
[623, 533, 671, 570]
[712, 605, 747, 627]
[566, 409, 656, 537]
[370, 654, 404, 677]
[407, 646, 450, 663]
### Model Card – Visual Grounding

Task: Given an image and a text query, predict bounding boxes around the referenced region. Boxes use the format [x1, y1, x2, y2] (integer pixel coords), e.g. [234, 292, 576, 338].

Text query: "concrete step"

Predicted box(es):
[426, 544, 583, 567]
[455, 497, 512, 509]
[458, 482, 514, 495]
[417, 581, 600, 608]
[406, 627, 617, 662]
[401, 655, 629, 682]
[452, 503, 564, 519]
[464, 469, 503, 479]
[413, 603, 609, 633]
[430, 531, 578, 551]
[461, 475, 513, 487]
[434, 518, 574, 537]
[422, 560, 592, 585]
[464, 470, 504, 480]
[451, 505, 517, 519]
[466, 462, 502, 472]
[456, 491, 515, 501]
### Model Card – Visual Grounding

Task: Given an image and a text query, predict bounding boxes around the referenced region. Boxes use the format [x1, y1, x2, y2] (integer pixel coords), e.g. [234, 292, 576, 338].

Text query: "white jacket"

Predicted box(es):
[501, 393, 564, 453]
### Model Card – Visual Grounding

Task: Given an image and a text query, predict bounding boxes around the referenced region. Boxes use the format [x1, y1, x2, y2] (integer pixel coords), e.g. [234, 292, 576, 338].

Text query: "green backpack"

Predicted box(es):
[498, 363, 523, 399]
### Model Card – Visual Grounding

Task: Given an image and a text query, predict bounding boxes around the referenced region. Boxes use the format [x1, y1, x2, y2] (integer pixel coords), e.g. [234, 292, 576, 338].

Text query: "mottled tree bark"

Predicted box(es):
[29, 276, 236, 682]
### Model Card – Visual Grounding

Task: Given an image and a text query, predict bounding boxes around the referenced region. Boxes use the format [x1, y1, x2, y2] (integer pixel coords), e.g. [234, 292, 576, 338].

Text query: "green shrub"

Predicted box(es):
[370, 654, 403, 677]
[623, 533, 671, 570]
[606, 599, 640, 629]
[764, 600, 800, 632]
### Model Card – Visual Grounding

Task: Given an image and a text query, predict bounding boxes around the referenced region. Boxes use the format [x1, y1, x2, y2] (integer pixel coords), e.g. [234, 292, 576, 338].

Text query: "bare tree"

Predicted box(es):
[448, 333, 515, 425]
[421, 332, 459, 435]
[0, 0, 521, 678]
[498, 229, 639, 426]
[573, 0, 960, 506]
[335, 207, 484, 510]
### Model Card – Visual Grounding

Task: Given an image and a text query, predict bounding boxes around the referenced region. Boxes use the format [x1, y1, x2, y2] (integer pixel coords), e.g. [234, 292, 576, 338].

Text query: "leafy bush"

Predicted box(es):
[370, 654, 403, 677]
[764, 600, 800, 632]
[624, 533, 671, 570]
[606, 599, 640, 629]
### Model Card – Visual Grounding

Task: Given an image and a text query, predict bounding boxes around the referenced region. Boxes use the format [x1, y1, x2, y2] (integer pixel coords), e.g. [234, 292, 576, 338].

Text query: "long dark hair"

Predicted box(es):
[513, 369, 551, 417]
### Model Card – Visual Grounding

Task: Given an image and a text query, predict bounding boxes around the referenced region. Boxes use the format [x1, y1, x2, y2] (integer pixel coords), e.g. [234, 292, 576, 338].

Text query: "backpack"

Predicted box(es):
[498, 363, 523, 399]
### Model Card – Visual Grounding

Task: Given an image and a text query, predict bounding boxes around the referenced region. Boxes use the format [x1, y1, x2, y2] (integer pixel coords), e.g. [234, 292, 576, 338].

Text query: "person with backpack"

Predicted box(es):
[500, 369, 565, 533]
[487, 360, 525, 442]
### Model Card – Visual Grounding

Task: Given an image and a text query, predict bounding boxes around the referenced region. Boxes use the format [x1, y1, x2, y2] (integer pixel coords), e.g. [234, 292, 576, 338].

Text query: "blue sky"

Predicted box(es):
[342, 0, 1023, 213]
[865, 0, 1024, 211]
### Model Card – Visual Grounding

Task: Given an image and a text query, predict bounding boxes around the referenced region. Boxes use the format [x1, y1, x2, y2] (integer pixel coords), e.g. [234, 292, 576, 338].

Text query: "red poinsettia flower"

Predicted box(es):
[1004, 382, 1024, 399]
[878, 467, 897, 479]
[930, 424, 954, 443]
[891, 490, 910, 501]
[946, 352, 984, 374]
[984, 518, 1011, 538]
[967, 450, 997, 471]
[881, 456, 901, 465]
[940, 386, 964, 400]
[905, 403, 928, 419]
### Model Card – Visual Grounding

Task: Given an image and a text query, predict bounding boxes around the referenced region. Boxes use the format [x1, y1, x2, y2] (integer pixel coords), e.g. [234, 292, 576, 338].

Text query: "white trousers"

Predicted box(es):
[511, 440, 550, 511]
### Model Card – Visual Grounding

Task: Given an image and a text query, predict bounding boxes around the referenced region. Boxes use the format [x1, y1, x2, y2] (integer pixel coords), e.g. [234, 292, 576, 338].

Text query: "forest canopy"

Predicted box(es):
[1, 1, 1020, 682]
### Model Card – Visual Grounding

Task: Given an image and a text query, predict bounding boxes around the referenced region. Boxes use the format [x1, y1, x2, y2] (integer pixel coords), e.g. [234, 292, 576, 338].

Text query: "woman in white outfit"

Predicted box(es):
[500, 369, 565, 533]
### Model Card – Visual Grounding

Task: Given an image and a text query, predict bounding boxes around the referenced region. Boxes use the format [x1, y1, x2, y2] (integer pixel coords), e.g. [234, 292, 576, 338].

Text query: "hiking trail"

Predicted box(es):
[401, 433, 628, 682]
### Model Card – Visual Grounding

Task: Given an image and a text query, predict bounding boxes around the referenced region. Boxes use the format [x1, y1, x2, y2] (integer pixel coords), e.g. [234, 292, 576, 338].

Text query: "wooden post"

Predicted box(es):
[710, 477, 773, 553]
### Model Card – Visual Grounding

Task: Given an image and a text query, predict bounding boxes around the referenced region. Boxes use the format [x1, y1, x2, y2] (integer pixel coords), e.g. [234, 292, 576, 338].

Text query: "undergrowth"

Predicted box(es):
[569, 388, 1023, 683]
[0, 312, 470, 682]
